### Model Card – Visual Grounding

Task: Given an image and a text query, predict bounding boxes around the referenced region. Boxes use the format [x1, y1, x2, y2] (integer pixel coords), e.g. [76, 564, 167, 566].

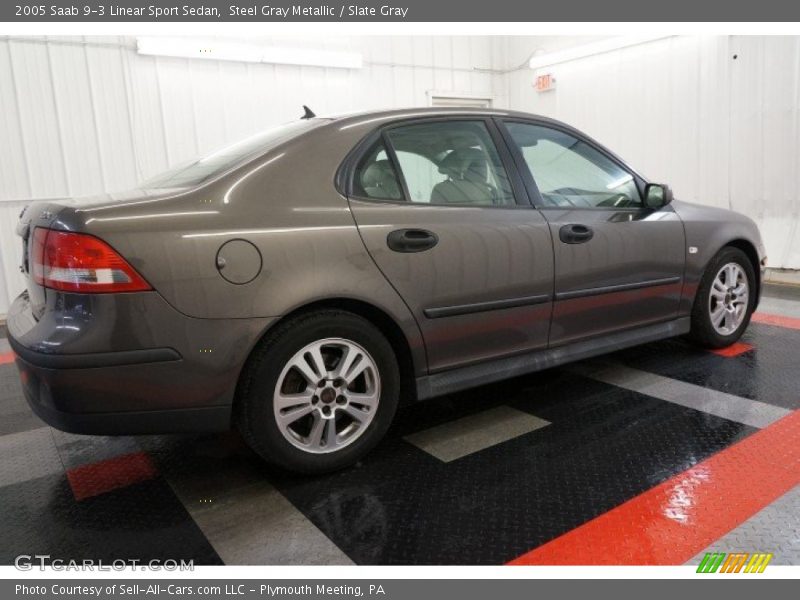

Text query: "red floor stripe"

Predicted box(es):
[0, 351, 14, 365]
[508, 409, 800, 565]
[67, 451, 158, 501]
[709, 342, 754, 357]
[752, 312, 800, 330]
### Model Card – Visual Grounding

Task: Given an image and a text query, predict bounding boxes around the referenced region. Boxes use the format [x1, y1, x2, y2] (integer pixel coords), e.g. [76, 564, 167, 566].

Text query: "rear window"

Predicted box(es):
[141, 120, 320, 189]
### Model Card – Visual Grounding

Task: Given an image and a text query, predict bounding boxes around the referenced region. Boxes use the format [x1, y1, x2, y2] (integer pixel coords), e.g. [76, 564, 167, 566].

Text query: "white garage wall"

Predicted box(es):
[0, 35, 502, 314]
[503, 35, 800, 272]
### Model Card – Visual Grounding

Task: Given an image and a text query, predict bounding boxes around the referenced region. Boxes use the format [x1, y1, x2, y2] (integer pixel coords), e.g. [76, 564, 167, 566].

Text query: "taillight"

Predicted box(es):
[31, 228, 151, 293]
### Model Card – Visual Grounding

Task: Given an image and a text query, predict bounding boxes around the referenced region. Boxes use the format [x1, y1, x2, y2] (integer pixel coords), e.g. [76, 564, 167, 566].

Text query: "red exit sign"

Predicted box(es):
[535, 73, 557, 92]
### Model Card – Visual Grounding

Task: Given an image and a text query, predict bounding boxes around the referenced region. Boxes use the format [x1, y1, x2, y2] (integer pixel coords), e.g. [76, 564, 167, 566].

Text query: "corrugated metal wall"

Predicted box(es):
[0, 35, 500, 314]
[505, 35, 800, 272]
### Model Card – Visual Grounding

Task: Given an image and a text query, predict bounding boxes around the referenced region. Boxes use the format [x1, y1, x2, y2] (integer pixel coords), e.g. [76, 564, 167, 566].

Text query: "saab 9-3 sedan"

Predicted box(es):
[7, 108, 765, 473]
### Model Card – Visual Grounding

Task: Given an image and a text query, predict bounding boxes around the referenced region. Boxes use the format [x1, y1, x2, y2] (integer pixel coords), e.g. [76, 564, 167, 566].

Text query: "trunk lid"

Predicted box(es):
[16, 200, 72, 319]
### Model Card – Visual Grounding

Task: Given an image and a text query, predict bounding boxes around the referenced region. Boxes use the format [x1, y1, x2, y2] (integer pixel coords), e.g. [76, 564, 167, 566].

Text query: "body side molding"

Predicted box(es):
[415, 317, 691, 400]
[423, 293, 551, 319]
[554, 276, 682, 301]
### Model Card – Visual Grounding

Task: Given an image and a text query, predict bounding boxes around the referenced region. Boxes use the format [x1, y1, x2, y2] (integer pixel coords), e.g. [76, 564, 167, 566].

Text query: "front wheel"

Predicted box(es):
[235, 310, 399, 474]
[688, 246, 756, 348]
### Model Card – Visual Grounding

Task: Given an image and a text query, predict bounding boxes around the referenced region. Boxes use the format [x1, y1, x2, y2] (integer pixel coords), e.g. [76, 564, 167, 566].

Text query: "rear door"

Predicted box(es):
[345, 118, 554, 372]
[499, 119, 685, 346]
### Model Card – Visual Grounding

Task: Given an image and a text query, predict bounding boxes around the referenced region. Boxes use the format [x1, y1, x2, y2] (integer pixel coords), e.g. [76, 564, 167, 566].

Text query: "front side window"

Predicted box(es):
[505, 122, 642, 209]
[385, 121, 515, 206]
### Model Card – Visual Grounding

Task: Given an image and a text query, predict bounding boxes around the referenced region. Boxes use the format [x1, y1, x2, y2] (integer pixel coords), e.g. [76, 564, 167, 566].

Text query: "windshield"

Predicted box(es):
[141, 120, 320, 189]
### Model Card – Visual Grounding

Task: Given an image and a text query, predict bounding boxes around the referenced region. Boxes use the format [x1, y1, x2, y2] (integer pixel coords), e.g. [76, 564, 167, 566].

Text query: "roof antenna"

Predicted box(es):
[301, 105, 316, 119]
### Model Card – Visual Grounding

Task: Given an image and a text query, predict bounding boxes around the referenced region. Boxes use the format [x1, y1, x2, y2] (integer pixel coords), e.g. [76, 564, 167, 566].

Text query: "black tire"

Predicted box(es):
[688, 246, 756, 349]
[234, 309, 400, 474]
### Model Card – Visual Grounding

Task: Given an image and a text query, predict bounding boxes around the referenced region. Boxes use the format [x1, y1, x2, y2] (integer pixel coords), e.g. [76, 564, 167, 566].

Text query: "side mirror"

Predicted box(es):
[644, 183, 673, 209]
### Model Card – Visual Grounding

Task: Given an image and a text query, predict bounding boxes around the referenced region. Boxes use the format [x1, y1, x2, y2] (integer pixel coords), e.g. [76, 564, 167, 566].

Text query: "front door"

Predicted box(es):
[346, 118, 554, 372]
[500, 119, 685, 346]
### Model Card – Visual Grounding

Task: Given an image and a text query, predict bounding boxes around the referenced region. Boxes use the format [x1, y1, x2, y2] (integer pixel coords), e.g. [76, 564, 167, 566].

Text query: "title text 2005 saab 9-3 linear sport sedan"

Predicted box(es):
[7, 108, 766, 473]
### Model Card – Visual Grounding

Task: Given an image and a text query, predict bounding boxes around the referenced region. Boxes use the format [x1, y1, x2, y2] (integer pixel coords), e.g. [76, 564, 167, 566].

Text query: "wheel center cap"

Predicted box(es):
[320, 388, 336, 404]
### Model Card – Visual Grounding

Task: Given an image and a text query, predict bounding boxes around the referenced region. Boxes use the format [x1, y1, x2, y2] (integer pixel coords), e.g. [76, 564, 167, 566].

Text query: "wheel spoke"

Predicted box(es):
[308, 417, 338, 450]
[323, 419, 338, 448]
[710, 305, 726, 327]
[347, 390, 379, 408]
[722, 312, 733, 331]
[307, 414, 326, 449]
[334, 345, 362, 380]
[712, 279, 727, 295]
[277, 402, 315, 426]
[275, 390, 314, 410]
[306, 344, 329, 379]
[290, 356, 320, 386]
[345, 359, 370, 383]
[725, 264, 739, 285]
[342, 404, 370, 424]
[290, 344, 328, 385]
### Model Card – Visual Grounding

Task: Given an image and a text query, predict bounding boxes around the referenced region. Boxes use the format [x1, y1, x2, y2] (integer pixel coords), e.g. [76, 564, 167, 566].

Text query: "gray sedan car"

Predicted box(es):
[7, 108, 766, 473]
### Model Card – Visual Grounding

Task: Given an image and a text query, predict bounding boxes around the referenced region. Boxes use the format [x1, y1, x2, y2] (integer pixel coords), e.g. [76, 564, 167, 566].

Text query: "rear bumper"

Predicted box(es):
[9, 335, 181, 369]
[9, 336, 230, 435]
[17, 368, 232, 435]
[5, 290, 274, 435]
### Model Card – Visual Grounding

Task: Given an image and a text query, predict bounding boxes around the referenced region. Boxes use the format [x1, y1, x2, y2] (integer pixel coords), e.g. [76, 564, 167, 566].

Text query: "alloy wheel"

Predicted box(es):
[273, 338, 381, 454]
[708, 262, 749, 336]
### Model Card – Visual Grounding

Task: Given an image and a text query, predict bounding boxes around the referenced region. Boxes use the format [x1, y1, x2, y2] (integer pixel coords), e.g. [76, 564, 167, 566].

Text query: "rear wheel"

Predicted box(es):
[235, 310, 399, 474]
[688, 246, 755, 348]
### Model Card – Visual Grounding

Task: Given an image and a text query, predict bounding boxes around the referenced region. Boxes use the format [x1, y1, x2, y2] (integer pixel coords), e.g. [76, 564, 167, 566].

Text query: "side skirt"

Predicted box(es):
[415, 317, 691, 400]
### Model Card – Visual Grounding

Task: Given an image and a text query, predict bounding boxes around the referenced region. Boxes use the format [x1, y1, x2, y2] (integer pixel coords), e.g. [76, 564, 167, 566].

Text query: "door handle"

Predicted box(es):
[559, 223, 594, 244]
[386, 229, 439, 253]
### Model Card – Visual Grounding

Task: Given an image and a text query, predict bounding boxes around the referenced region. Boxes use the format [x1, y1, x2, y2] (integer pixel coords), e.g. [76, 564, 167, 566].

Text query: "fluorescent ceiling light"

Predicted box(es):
[136, 37, 363, 69]
[137, 37, 261, 63]
[529, 35, 672, 70]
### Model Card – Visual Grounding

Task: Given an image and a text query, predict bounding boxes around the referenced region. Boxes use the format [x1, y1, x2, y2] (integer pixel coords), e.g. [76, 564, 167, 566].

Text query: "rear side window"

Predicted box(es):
[505, 122, 642, 209]
[352, 141, 404, 201]
[385, 121, 515, 206]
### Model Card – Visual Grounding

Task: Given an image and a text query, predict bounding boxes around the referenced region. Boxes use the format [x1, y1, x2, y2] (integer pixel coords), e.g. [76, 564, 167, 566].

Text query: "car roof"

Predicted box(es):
[318, 106, 562, 129]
